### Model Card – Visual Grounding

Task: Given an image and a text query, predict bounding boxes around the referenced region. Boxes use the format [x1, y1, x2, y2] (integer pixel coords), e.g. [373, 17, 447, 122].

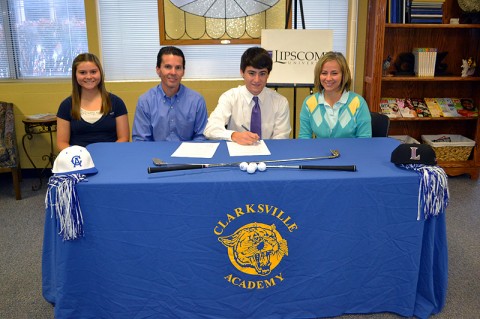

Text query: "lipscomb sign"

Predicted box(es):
[261, 29, 333, 85]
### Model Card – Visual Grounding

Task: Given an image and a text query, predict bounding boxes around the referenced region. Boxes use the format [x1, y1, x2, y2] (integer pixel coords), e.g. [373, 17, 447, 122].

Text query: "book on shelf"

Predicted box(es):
[424, 97, 443, 117]
[411, 0, 445, 2]
[410, 18, 443, 23]
[407, 98, 432, 117]
[410, 14, 443, 18]
[411, 3, 443, 6]
[396, 98, 417, 117]
[451, 98, 478, 117]
[379, 97, 418, 118]
[413, 48, 437, 77]
[380, 98, 402, 118]
[378, 97, 477, 118]
[435, 98, 461, 117]
[388, 0, 408, 23]
[401, 0, 445, 24]
[411, 0, 445, 6]
[410, 6, 443, 14]
[411, 2, 443, 8]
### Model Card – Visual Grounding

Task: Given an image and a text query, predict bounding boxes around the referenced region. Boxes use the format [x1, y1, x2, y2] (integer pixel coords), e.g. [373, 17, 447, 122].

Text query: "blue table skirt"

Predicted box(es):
[42, 138, 447, 319]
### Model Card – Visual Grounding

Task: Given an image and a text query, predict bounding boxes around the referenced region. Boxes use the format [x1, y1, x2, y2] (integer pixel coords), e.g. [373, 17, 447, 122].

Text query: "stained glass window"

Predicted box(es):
[159, 0, 287, 44]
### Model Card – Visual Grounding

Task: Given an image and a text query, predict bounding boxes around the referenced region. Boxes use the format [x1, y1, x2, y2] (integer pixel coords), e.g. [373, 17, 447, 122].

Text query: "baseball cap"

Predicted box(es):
[52, 145, 98, 175]
[391, 143, 437, 166]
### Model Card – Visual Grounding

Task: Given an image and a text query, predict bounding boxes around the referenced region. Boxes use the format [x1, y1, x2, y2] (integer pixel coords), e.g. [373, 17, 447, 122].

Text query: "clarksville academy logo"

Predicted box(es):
[214, 204, 298, 290]
[71, 155, 83, 168]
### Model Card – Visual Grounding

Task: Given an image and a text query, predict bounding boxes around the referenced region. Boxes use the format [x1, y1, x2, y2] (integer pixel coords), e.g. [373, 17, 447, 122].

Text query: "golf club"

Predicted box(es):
[148, 150, 345, 173]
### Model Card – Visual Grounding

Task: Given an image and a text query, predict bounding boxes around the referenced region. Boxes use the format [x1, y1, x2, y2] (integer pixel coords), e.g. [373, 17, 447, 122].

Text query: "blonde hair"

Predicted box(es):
[313, 51, 352, 93]
[70, 53, 111, 120]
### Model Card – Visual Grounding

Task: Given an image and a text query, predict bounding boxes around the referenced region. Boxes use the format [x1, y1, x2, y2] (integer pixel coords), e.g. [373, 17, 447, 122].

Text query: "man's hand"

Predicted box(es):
[231, 131, 260, 145]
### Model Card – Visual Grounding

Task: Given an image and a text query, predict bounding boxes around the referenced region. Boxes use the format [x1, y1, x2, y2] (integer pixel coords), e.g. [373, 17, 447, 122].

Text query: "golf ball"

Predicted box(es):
[247, 162, 257, 174]
[257, 162, 267, 172]
[239, 162, 248, 171]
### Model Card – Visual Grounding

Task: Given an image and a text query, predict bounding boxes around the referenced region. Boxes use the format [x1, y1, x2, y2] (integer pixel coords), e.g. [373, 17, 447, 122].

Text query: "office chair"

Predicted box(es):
[370, 112, 390, 137]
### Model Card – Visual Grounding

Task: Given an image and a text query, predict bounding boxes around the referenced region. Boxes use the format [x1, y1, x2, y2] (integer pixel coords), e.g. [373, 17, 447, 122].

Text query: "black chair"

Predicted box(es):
[370, 112, 390, 137]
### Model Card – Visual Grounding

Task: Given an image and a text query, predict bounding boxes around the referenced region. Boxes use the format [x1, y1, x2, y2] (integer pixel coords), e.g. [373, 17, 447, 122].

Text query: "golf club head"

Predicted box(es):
[330, 150, 340, 158]
[152, 158, 166, 166]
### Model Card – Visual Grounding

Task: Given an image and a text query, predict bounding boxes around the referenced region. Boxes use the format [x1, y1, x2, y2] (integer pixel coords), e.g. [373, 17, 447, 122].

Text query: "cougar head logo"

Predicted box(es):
[219, 223, 288, 276]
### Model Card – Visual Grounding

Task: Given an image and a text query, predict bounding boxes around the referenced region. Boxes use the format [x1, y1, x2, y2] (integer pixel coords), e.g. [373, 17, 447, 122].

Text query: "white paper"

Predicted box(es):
[171, 142, 220, 158]
[226, 140, 271, 157]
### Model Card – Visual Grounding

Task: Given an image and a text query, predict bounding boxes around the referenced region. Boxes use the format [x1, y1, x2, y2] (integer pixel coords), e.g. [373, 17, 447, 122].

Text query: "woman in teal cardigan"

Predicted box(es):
[299, 51, 372, 138]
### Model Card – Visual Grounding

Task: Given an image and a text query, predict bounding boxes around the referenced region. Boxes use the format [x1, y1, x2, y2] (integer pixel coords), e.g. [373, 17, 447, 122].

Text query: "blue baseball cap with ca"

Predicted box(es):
[52, 145, 98, 175]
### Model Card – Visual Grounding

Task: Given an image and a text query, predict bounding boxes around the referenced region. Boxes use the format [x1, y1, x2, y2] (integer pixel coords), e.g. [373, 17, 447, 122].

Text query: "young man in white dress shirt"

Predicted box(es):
[204, 47, 291, 145]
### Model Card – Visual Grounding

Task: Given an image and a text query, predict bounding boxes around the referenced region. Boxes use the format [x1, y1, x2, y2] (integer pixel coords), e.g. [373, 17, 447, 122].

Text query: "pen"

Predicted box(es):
[240, 124, 260, 145]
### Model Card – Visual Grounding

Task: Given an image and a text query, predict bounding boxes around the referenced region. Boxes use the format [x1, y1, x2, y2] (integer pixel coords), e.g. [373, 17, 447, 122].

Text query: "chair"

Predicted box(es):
[370, 111, 390, 137]
[0, 101, 22, 200]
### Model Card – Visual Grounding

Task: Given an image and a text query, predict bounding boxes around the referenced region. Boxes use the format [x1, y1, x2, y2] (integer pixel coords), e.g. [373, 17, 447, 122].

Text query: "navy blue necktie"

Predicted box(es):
[251, 96, 262, 138]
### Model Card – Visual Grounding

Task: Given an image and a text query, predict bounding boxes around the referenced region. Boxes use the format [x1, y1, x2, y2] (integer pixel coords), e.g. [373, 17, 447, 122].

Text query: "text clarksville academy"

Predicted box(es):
[214, 204, 298, 290]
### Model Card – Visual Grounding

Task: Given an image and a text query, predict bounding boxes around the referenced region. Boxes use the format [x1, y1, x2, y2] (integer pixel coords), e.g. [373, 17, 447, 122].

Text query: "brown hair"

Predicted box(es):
[157, 46, 185, 69]
[70, 53, 111, 120]
[240, 47, 273, 73]
[313, 51, 352, 93]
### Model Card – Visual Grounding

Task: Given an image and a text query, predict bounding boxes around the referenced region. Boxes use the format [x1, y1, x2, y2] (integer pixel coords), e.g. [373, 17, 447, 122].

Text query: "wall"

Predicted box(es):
[0, 0, 367, 169]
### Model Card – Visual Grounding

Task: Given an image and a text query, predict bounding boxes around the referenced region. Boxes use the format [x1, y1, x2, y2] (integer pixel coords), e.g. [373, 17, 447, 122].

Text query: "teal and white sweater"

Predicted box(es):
[299, 91, 372, 138]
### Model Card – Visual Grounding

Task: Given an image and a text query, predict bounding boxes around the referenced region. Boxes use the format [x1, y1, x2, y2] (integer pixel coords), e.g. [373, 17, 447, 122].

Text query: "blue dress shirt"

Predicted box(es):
[132, 84, 208, 141]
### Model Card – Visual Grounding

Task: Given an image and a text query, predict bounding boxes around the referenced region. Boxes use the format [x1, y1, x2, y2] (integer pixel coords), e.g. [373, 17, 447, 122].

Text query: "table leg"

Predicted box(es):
[33, 127, 57, 191]
[22, 126, 56, 191]
[22, 132, 43, 190]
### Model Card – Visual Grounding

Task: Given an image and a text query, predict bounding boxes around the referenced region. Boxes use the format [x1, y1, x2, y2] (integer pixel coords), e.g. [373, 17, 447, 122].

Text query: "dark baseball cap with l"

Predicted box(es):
[391, 144, 437, 166]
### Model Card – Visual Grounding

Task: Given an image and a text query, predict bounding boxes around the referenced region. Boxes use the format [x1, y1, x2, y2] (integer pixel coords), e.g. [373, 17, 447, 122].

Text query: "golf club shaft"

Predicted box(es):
[148, 165, 206, 173]
[152, 150, 340, 167]
[268, 165, 356, 171]
[148, 164, 357, 174]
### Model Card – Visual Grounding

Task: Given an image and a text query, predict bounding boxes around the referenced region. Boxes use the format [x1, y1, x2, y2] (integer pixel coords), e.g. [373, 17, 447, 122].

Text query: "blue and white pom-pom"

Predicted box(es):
[400, 164, 449, 220]
[45, 174, 86, 240]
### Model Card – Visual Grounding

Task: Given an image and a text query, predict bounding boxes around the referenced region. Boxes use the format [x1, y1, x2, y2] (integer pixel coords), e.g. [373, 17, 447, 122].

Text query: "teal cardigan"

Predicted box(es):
[299, 91, 372, 138]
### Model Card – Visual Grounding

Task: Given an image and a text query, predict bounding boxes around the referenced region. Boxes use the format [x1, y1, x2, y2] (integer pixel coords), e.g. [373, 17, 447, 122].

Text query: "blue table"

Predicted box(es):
[42, 138, 447, 319]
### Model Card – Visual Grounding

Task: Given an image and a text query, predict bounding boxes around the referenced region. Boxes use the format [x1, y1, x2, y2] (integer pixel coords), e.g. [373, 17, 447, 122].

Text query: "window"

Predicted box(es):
[0, 0, 88, 79]
[98, 0, 349, 81]
[158, 0, 287, 45]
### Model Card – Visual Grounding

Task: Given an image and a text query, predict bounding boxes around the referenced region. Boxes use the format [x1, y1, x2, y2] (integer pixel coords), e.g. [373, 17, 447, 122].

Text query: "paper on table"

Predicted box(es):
[171, 142, 220, 158]
[226, 140, 271, 156]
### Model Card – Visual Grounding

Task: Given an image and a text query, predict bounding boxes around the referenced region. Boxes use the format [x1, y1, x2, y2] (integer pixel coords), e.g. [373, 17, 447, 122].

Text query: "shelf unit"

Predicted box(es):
[363, 0, 480, 179]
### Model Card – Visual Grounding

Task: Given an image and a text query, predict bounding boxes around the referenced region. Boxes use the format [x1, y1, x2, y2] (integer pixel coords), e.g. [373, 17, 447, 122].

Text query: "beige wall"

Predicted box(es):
[0, 2, 367, 169]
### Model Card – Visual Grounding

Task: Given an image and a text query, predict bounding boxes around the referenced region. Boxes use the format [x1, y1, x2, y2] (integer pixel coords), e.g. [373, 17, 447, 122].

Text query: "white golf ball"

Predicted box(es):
[247, 162, 257, 174]
[257, 162, 267, 172]
[239, 162, 248, 171]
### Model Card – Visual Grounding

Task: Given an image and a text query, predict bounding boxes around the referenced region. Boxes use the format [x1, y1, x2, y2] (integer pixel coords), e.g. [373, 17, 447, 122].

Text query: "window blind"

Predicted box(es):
[0, 6, 9, 78]
[98, 0, 349, 81]
[0, 0, 88, 79]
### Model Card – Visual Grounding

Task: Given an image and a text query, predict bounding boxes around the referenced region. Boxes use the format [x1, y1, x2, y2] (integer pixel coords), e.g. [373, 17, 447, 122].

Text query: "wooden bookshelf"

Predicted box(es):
[363, 0, 480, 179]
